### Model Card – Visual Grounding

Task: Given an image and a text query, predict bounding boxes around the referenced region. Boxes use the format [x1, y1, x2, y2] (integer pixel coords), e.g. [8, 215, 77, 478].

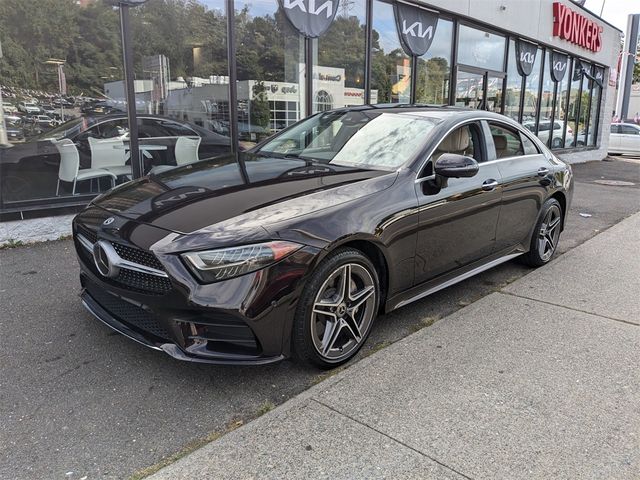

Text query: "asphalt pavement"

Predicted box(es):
[0, 158, 638, 479]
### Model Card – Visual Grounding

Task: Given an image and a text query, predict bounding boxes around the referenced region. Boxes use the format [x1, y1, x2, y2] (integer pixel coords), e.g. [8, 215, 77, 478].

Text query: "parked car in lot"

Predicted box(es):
[2, 101, 18, 114]
[29, 114, 58, 128]
[72, 106, 573, 368]
[523, 119, 574, 148]
[18, 101, 40, 114]
[5, 125, 25, 143]
[608, 123, 640, 155]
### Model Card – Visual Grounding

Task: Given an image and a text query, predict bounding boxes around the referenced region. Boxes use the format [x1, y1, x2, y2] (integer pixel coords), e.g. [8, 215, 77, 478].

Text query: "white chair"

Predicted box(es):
[150, 136, 201, 174]
[87, 136, 131, 177]
[55, 139, 116, 196]
[175, 136, 201, 165]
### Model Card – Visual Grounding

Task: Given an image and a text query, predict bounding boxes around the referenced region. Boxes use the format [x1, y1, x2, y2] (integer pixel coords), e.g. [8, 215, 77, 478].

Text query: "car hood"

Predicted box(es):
[89, 153, 397, 238]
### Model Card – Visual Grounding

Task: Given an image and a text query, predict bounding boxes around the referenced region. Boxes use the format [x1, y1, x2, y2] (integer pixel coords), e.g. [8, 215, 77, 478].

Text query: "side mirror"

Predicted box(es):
[434, 153, 479, 178]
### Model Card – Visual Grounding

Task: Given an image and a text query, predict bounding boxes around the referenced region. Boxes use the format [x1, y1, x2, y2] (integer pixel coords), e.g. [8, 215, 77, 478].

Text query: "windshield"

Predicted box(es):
[33, 117, 87, 140]
[256, 111, 439, 171]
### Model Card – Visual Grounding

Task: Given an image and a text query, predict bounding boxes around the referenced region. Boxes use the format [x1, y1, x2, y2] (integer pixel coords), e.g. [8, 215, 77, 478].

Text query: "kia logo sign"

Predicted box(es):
[550, 51, 568, 82]
[515, 41, 538, 76]
[394, 4, 439, 57]
[279, 0, 339, 38]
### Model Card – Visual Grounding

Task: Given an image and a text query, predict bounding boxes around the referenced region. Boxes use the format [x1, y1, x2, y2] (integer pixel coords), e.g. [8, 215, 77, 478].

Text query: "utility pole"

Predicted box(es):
[0, 40, 8, 146]
[616, 14, 639, 120]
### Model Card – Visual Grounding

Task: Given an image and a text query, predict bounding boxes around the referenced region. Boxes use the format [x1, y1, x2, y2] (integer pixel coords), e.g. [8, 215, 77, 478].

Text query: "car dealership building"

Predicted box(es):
[0, 0, 623, 222]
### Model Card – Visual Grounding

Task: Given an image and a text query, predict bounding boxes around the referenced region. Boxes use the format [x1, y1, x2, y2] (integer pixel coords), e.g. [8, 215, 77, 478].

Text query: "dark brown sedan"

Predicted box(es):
[73, 105, 573, 368]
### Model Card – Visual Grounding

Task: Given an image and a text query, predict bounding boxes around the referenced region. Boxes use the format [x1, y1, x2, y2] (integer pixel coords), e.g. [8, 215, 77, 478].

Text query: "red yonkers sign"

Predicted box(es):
[552, 2, 603, 52]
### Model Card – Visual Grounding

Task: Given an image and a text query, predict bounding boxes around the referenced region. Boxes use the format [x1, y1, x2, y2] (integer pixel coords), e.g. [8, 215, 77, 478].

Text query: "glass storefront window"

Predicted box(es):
[588, 67, 603, 147]
[235, 0, 305, 146]
[457, 25, 505, 72]
[127, 0, 232, 173]
[313, 0, 367, 113]
[576, 62, 592, 147]
[370, 1, 411, 104]
[521, 47, 542, 130]
[0, 0, 127, 205]
[504, 40, 522, 121]
[537, 50, 554, 146]
[565, 60, 582, 148]
[415, 19, 453, 105]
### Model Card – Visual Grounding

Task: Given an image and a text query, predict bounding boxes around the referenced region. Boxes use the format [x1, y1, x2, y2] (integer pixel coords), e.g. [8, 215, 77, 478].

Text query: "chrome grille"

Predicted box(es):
[74, 225, 172, 295]
[112, 243, 165, 271]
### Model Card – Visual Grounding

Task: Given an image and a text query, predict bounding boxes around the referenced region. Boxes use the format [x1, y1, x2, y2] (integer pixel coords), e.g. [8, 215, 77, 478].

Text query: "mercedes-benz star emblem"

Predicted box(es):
[103, 217, 115, 226]
[92, 240, 120, 278]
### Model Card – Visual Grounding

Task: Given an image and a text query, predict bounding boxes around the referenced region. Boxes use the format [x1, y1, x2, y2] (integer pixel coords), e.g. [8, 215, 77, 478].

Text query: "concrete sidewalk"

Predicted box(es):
[149, 213, 640, 480]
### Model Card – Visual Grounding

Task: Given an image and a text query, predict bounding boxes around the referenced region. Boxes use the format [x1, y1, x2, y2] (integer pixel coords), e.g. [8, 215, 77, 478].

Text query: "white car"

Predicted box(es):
[18, 101, 40, 114]
[523, 119, 574, 148]
[2, 101, 17, 114]
[608, 123, 640, 155]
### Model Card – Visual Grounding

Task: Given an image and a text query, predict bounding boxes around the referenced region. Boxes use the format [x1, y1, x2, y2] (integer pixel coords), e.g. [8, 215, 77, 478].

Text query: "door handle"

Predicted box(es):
[537, 167, 550, 177]
[482, 179, 499, 191]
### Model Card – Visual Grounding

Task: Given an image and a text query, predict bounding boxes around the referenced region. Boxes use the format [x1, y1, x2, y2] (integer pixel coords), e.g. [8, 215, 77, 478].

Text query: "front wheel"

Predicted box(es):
[522, 198, 563, 267]
[293, 248, 379, 369]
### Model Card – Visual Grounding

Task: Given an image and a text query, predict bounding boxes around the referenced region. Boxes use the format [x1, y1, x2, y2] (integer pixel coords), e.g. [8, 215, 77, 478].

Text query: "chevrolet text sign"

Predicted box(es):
[280, 0, 339, 38]
[552, 2, 603, 52]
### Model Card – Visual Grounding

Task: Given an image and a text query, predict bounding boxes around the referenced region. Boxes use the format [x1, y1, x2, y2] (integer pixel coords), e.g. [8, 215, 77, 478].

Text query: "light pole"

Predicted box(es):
[45, 58, 66, 122]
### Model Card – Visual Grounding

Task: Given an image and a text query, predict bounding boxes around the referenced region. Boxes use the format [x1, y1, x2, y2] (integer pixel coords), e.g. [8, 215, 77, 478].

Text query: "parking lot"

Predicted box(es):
[1, 158, 639, 479]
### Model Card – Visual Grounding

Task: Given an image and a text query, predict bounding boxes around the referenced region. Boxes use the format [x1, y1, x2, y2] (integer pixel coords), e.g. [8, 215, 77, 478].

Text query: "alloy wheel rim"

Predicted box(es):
[538, 205, 562, 261]
[310, 263, 376, 362]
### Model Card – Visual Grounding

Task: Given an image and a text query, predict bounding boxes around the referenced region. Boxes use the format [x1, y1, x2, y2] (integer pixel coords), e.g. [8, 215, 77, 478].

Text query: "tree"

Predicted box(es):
[250, 81, 270, 128]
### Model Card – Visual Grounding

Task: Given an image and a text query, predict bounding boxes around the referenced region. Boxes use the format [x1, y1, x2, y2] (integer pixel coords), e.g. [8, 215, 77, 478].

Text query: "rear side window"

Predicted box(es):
[610, 124, 620, 134]
[520, 133, 539, 155]
[489, 123, 524, 159]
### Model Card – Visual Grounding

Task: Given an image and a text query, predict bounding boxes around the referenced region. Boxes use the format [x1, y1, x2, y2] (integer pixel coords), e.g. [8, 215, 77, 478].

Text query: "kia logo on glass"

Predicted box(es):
[520, 52, 535, 65]
[280, 0, 339, 38]
[402, 20, 433, 39]
[515, 41, 537, 76]
[550, 52, 569, 82]
[394, 3, 439, 57]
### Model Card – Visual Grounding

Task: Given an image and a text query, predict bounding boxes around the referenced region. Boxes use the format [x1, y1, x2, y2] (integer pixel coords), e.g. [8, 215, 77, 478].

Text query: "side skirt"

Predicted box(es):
[385, 250, 523, 312]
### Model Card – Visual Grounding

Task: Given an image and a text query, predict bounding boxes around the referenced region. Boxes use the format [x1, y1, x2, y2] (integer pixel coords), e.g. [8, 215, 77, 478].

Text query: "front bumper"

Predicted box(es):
[80, 287, 286, 365]
[74, 218, 320, 365]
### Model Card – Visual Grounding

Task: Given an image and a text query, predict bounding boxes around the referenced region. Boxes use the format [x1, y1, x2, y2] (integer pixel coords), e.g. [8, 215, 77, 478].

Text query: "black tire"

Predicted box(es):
[293, 248, 380, 369]
[522, 198, 563, 267]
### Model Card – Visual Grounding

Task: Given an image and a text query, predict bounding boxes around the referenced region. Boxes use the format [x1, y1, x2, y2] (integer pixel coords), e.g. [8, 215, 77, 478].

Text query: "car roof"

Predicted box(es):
[324, 104, 522, 124]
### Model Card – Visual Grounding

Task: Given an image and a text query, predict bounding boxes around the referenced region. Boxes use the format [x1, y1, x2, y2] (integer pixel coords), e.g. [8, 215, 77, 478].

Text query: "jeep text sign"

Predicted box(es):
[550, 51, 569, 82]
[279, 0, 339, 38]
[516, 40, 538, 76]
[394, 4, 439, 57]
[552, 2, 603, 52]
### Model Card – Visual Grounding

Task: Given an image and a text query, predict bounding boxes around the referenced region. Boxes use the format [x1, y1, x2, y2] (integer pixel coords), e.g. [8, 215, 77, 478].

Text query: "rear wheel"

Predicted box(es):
[293, 248, 379, 369]
[522, 198, 563, 267]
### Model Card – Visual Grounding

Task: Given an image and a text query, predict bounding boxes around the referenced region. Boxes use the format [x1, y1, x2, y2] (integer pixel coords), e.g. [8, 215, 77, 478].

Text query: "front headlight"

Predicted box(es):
[182, 241, 303, 283]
